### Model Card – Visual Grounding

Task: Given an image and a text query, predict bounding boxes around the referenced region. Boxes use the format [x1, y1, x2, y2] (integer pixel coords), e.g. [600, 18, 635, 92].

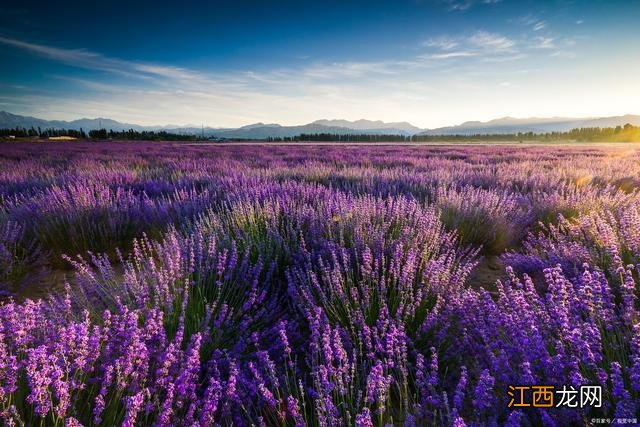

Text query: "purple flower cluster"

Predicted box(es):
[0, 141, 639, 425]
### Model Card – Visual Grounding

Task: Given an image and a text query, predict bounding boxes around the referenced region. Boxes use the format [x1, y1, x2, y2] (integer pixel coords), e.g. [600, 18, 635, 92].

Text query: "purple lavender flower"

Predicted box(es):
[365, 360, 392, 412]
[355, 407, 374, 427]
[472, 369, 495, 412]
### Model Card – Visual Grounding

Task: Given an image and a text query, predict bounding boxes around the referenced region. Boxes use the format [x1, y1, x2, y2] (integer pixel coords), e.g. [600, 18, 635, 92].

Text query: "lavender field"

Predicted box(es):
[0, 141, 639, 425]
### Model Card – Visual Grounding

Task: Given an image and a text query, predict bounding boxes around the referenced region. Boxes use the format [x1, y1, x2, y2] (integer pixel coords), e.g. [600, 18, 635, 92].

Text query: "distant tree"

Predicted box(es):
[89, 129, 108, 139]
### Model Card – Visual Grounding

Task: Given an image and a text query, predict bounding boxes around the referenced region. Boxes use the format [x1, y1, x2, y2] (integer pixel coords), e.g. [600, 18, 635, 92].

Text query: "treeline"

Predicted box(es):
[546, 124, 640, 142]
[0, 127, 88, 138]
[266, 133, 523, 142]
[2, 123, 640, 142]
[267, 123, 640, 143]
[86, 129, 203, 141]
[0, 127, 206, 141]
[267, 133, 411, 142]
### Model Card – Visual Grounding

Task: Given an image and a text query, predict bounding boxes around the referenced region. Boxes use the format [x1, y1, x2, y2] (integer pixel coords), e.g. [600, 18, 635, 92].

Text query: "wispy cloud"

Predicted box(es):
[441, 0, 501, 12]
[423, 36, 460, 51]
[549, 50, 576, 59]
[532, 21, 546, 31]
[0, 36, 208, 83]
[468, 30, 516, 52]
[532, 36, 556, 49]
[518, 15, 547, 33]
[422, 30, 519, 63]
[421, 51, 477, 59]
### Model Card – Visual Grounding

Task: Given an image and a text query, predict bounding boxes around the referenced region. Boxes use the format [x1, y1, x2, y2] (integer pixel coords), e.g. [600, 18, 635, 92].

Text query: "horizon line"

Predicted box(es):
[2, 110, 640, 132]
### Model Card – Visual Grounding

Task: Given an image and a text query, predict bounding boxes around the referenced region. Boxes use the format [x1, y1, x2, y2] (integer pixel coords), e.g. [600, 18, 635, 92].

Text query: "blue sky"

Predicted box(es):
[0, 0, 639, 128]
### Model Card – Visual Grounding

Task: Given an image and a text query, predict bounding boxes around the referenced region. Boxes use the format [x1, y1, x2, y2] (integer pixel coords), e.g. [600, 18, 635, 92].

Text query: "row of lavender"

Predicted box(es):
[0, 142, 639, 425]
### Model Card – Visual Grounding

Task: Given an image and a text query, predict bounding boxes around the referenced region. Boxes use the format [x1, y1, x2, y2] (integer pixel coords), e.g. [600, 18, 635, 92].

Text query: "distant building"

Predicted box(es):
[48, 136, 77, 141]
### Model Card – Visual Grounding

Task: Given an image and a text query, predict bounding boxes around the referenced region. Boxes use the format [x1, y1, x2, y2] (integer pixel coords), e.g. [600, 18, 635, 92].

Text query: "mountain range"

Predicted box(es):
[419, 115, 640, 135]
[2, 111, 639, 139]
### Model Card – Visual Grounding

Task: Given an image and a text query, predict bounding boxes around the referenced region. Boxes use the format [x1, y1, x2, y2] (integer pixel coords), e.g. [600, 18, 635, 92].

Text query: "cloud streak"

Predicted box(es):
[0, 36, 209, 83]
[441, 0, 502, 12]
[532, 36, 556, 49]
[424, 36, 460, 50]
[532, 21, 546, 31]
[422, 30, 519, 61]
[468, 30, 516, 52]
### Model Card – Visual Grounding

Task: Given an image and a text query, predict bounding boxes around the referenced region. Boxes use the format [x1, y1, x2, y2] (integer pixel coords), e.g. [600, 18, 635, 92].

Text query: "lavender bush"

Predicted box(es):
[0, 141, 638, 425]
[0, 220, 45, 294]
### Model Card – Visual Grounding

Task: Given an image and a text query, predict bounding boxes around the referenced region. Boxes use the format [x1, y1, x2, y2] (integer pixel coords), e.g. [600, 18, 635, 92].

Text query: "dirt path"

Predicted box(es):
[468, 256, 505, 292]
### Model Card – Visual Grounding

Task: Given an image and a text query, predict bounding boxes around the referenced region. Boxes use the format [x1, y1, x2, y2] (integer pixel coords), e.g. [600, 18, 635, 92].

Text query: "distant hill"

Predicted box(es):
[212, 124, 365, 139]
[0, 111, 423, 138]
[210, 122, 420, 139]
[0, 111, 159, 132]
[2, 111, 640, 138]
[311, 119, 421, 134]
[420, 115, 640, 135]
